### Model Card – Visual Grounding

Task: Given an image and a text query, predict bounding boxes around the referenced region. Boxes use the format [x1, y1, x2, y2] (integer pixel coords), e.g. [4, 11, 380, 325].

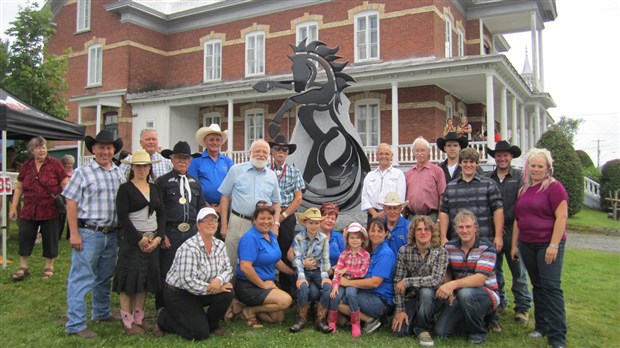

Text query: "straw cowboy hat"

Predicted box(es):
[195, 124, 228, 146]
[268, 135, 297, 155]
[121, 149, 160, 165]
[378, 191, 408, 208]
[161, 141, 200, 159]
[84, 130, 123, 154]
[296, 207, 325, 223]
[486, 140, 522, 158]
[436, 132, 468, 153]
[343, 222, 369, 249]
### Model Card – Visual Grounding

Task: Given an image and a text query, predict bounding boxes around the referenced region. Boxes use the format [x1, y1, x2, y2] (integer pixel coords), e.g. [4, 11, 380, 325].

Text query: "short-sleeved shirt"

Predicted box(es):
[515, 181, 568, 243]
[156, 170, 205, 224]
[120, 152, 172, 179]
[361, 166, 406, 212]
[188, 151, 234, 205]
[236, 226, 282, 281]
[327, 230, 345, 267]
[270, 162, 305, 207]
[17, 157, 67, 220]
[387, 216, 410, 256]
[405, 161, 446, 214]
[218, 162, 280, 216]
[366, 240, 396, 305]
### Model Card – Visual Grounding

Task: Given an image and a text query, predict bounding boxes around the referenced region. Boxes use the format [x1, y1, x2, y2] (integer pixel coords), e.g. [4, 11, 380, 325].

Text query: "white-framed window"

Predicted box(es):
[87, 44, 102, 86]
[203, 40, 222, 82]
[457, 28, 465, 57]
[296, 21, 318, 44]
[354, 11, 379, 62]
[245, 31, 265, 77]
[202, 112, 221, 127]
[445, 16, 453, 58]
[355, 101, 380, 146]
[145, 119, 155, 129]
[446, 99, 454, 120]
[104, 112, 118, 139]
[245, 109, 264, 149]
[76, 0, 91, 32]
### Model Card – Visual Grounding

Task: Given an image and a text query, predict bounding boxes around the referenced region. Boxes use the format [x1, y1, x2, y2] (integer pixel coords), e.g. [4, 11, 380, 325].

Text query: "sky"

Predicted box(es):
[1, 0, 618, 166]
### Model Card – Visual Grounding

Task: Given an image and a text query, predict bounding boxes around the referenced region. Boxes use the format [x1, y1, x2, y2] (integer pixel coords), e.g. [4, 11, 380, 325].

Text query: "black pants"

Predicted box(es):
[18, 217, 59, 258]
[158, 285, 234, 340]
[155, 226, 197, 309]
[277, 213, 297, 293]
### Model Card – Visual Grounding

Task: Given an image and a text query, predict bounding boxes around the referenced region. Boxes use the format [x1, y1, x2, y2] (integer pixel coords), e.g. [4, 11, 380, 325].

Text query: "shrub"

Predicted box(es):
[600, 159, 620, 211]
[537, 129, 583, 217]
[576, 150, 595, 168]
[583, 166, 601, 182]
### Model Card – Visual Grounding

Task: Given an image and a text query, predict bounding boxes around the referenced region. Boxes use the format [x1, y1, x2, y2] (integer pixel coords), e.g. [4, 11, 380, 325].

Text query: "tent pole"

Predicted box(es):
[2, 130, 7, 269]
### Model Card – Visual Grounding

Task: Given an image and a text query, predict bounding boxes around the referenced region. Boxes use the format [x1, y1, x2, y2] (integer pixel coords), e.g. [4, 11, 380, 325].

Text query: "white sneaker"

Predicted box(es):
[417, 331, 435, 347]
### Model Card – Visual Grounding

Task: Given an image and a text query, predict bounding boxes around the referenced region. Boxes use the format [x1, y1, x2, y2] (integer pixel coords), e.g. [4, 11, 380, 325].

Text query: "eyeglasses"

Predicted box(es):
[272, 145, 289, 152]
[198, 217, 219, 223]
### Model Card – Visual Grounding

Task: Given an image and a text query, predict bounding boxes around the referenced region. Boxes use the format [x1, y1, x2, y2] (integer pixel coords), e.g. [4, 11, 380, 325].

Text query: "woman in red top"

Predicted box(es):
[9, 137, 69, 280]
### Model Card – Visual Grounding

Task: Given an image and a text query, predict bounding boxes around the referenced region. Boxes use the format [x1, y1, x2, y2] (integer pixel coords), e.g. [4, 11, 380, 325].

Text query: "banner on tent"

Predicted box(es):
[0, 176, 12, 195]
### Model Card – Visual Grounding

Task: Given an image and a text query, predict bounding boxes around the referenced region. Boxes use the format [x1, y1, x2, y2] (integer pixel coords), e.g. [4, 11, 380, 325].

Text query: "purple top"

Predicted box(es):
[515, 180, 568, 243]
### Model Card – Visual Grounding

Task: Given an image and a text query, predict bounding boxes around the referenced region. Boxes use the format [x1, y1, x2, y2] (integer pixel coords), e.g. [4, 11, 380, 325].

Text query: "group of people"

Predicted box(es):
[8, 123, 568, 348]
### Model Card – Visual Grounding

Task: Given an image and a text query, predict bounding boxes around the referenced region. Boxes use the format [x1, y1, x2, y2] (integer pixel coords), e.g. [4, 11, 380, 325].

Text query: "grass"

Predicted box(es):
[568, 207, 620, 230]
[1, 227, 619, 347]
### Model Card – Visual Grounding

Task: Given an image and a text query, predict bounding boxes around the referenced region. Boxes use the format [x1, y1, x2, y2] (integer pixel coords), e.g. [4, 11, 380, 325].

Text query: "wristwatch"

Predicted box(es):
[549, 242, 559, 249]
[282, 212, 288, 219]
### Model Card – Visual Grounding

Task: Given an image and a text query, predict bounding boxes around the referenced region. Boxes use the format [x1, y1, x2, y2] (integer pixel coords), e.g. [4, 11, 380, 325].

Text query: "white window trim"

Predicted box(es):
[202, 112, 221, 127]
[245, 31, 265, 77]
[203, 39, 222, 82]
[76, 0, 91, 33]
[445, 16, 453, 58]
[296, 20, 319, 44]
[354, 99, 381, 147]
[457, 28, 465, 57]
[244, 108, 264, 150]
[87, 44, 102, 87]
[354, 11, 380, 63]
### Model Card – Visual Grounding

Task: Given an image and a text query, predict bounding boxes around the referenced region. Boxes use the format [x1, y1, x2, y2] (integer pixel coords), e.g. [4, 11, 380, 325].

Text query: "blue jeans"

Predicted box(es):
[393, 288, 436, 337]
[435, 287, 494, 340]
[65, 228, 118, 334]
[519, 240, 567, 346]
[329, 286, 359, 311]
[342, 289, 392, 318]
[296, 269, 332, 307]
[496, 230, 532, 312]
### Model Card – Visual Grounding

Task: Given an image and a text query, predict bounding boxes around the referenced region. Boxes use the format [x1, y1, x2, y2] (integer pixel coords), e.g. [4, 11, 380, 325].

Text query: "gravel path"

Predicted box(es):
[566, 231, 620, 253]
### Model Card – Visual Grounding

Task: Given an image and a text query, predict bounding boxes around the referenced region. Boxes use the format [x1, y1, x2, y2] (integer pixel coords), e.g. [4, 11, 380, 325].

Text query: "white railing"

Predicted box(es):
[584, 177, 600, 198]
[230, 151, 250, 164]
[365, 141, 489, 165]
[81, 155, 94, 166]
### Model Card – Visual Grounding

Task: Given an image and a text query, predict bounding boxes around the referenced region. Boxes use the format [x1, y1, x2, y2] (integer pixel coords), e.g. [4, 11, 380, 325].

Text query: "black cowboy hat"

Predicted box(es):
[268, 135, 297, 155]
[437, 132, 468, 153]
[161, 141, 200, 159]
[486, 140, 522, 158]
[84, 130, 123, 154]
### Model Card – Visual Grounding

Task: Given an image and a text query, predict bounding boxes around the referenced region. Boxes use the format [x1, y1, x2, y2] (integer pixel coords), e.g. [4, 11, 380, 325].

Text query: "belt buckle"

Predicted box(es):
[143, 231, 155, 240]
[178, 223, 190, 232]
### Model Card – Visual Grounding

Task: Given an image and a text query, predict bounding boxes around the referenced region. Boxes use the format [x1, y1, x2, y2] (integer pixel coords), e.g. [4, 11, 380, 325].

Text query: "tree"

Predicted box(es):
[600, 159, 620, 211]
[576, 150, 595, 168]
[0, 1, 69, 119]
[536, 129, 583, 217]
[548, 116, 583, 146]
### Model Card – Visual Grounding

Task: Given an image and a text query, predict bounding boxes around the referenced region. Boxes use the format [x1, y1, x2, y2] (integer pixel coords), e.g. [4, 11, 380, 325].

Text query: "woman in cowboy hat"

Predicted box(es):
[113, 149, 166, 334]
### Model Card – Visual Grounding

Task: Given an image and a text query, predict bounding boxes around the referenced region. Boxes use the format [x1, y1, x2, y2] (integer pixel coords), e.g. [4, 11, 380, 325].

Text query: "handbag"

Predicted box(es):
[30, 163, 67, 214]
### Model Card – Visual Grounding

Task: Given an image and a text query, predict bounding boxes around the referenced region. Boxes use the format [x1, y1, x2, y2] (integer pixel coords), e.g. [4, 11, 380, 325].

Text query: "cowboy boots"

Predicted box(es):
[350, 310, 361, 338]
[289, 304, 309, 333]
[315, 303, 333, 333]
[327, 309, 339, 333]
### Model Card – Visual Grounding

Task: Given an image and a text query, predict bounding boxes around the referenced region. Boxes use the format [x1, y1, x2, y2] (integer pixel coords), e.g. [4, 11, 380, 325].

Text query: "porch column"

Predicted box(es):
[479, 19, 485, 55]
[542, 110, 548, 133]
[500, 86, 508, 140]
[227, 98, 234, 157]
[519, 104, 526, 150]
[530, 11, 539, 91]
[510, 95, 517, 145]
[391, 81, 399, 165]
[485, 73, 495, 148]
[96, 103, 102, 134]
[77, 106, 83, 165]
[538, 29, 545, 91]
[534, 103, 541, 143]
[529, 112, 535, 149]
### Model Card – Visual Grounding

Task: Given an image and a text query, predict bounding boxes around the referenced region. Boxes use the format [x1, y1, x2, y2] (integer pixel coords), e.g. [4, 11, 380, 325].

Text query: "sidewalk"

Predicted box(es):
[566, 230, 620, 253]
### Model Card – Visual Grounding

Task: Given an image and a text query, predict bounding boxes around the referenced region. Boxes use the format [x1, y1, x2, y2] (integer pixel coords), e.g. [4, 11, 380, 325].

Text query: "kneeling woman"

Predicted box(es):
[235, 202, 294, 328]
[156, 207, 234, 340]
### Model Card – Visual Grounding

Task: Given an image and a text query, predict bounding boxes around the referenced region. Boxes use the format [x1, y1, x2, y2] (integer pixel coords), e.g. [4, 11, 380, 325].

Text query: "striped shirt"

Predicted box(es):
[293, 230, 331, 279]
[119, 152, 172, 179]
[62, 160, 126, 227]
[331, 248, 371, 289]
[271, 163, 305, 207]
[444, 237, 500, 308]
[166, 233, 232, 296]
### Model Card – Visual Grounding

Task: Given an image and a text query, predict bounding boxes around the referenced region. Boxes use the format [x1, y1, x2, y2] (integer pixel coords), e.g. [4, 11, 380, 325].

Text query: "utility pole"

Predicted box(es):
[594, 139, 601, 168]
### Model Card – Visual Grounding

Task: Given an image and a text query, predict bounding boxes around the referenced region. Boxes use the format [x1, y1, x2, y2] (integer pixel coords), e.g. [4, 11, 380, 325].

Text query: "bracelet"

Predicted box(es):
[274, 221, 281, 226]
[282, 212, 288, 219]
[549, 243, 559, 249]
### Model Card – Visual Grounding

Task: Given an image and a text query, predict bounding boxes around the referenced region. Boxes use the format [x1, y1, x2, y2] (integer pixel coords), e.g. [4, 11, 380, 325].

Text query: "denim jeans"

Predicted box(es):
[519, 240, 567, 346]
[296, 269, 332, 307]
[496, 230, 532, 312]
[329, 286, 359, 311]
[435, 287, 494, 339]
[65, 228, 118, 334]
[393, 287, 436, 337]
[341, 289, 392, 318]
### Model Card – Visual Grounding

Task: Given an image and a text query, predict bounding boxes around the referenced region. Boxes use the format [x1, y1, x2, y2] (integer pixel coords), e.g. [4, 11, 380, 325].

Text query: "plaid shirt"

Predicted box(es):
[271, 163, 305, 207]
[293, 230, 331, 279]
[166, 233, 232, 296]
[331, 248, 371, 289]
[62, 160, 125, 227]
[393, 244, 448, 312]
[120, 152, 172, 179]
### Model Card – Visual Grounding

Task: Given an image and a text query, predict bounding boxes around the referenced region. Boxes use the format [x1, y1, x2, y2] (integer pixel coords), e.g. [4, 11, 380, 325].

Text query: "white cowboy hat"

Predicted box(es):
[195, 124, 228, 146]
[378, 191, 408, 208]
[121, 149, 161, 165]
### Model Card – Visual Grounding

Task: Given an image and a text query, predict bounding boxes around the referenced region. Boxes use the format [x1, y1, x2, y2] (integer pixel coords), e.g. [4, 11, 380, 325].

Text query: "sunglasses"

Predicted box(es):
[256, 200, 273, 208]
[272, 145, 289, 152]
[198, 216, 219, 223]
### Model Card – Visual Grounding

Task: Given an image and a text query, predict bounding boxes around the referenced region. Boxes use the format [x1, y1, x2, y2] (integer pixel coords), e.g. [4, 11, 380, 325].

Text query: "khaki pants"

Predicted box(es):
[225, 214, 252, 274]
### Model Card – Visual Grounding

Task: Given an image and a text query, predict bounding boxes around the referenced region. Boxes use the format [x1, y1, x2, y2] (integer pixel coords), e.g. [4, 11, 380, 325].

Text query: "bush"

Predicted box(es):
[537, 129, 583, 217]
[576, 150, 595, 168]
[600, 159, 620, 211]
[583, 166, 602, 182]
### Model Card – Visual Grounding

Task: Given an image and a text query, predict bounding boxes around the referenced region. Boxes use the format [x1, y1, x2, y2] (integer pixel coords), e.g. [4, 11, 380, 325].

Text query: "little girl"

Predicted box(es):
[327, 222, 371, 337]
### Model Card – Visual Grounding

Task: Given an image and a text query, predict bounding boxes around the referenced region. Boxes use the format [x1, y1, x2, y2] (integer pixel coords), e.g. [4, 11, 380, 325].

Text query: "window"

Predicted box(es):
[446, 100, 454, 120]
[445, 16, 453, 58]
[76, 0, 91, 32]
[354, 12, 379, 62]
[296, 21, 318, 44]
[145, 119, 155, 129]
[202, 112, 221, 127]
[245, 32, 265, 76]
[355, 102, 380, 146]
[104, 112, 118, 139]
[203, 40, 221, 82]
[87, 44, 102, 86]
[245, 109, 264, 149]
[457, 28, 465, 57]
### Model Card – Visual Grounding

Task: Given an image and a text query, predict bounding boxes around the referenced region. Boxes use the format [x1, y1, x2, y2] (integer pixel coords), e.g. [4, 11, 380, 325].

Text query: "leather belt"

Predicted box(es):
[231, 210, 252, 221]
[79, 221, 118, 234]
[167, 223, 195, 232]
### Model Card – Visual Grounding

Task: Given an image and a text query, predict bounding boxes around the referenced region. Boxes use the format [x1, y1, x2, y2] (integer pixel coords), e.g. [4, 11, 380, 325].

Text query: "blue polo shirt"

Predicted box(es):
[387, 216, 410, 256]
[236, 226, 282, 281]
[218, 162, 280, 216]
[188, 151, 234, 205]
[328, 230, 345, 267]
[366, 240, 396, 305]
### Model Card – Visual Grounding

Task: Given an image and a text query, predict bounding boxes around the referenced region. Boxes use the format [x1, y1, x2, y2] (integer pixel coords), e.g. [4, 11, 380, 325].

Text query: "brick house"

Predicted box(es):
[45, 0, 557, 165]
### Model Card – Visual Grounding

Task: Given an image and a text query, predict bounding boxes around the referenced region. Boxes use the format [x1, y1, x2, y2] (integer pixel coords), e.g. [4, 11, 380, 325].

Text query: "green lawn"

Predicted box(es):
[569, 207, 620, 230]
[1, 232, 619, 347]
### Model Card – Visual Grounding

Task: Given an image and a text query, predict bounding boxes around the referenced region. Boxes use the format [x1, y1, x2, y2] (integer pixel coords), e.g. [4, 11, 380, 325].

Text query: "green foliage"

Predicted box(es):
[569, 207, 619, 230]
[583, 166, 602, 182]
[548, 116, 584, 145]
[600, 159, 620, 210]
[576, 150, 595, 168]
[537, 129, 584, 217]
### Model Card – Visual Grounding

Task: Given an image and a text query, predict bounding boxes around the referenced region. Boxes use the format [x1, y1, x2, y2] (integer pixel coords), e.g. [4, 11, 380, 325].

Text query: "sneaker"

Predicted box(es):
[69, 328, 97, 339]
[467, 334, 487, 344]
[528, 330, 544, 339]
[514, 311, 529, 324]
[488, 321, 502, 333]
[496, 305, 506, 314]
[417, 331, 435, 347]
[363, 318, 381, 334]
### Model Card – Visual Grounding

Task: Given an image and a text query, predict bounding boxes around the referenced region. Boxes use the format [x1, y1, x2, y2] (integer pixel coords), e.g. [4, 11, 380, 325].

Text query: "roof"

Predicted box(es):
[132, 0, 223, 15]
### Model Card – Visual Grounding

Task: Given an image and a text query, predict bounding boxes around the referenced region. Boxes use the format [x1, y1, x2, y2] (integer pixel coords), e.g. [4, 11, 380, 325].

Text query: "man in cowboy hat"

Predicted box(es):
[484, 141, 531, 324]
[436, 132, 469, 184]
[120, 128, 172, 179]
[155, 141, 206, 310]
[378, 192, 411, 256]
[63, 130, 126, 338]
[268, 135, 305, 294]
[188, 124, 234, 217]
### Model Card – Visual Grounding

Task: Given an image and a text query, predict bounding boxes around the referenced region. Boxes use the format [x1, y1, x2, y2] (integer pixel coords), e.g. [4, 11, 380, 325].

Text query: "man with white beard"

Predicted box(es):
[218, 139, 281, 272]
